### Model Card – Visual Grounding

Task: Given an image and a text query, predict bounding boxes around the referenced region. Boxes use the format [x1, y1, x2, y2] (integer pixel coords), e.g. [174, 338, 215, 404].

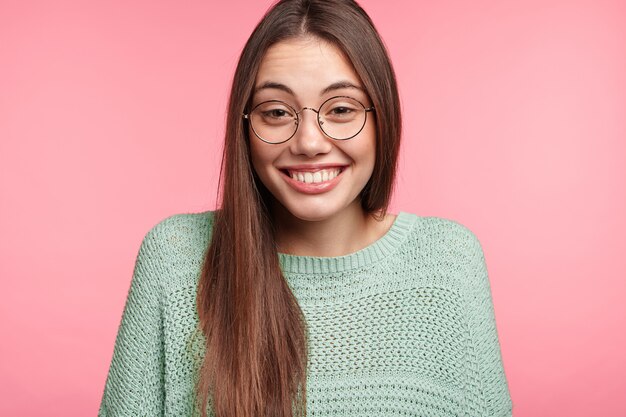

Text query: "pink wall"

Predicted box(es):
[1, 0, 625, 416]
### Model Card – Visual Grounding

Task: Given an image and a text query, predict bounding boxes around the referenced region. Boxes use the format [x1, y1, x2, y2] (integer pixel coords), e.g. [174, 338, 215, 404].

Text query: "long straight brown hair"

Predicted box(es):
[194, 1, 402, 416]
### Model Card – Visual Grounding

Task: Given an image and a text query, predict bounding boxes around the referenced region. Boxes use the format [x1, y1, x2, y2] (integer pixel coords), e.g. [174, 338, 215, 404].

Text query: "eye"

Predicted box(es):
[330, 106, 353, 115]
[263, 109, 290, 118]
[253, 101, 295, 121]
[323, 102, 360, 122]
[321, 96, 364, 123]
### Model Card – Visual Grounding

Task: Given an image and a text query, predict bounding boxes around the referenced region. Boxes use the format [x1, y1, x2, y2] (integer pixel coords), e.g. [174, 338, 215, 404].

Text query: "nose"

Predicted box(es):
[288, 108, 333, 158]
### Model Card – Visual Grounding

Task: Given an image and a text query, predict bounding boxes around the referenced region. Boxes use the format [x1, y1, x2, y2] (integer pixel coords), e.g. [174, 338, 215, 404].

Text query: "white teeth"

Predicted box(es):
[288, 168, 342, 184]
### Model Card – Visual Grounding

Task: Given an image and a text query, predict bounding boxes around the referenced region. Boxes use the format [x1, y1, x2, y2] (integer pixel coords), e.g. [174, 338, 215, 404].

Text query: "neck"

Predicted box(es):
[270, 199, 388, 258]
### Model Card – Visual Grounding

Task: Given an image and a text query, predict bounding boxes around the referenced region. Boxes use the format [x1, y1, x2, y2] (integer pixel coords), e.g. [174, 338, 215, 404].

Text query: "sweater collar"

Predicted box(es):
[277, 211, 417, 274]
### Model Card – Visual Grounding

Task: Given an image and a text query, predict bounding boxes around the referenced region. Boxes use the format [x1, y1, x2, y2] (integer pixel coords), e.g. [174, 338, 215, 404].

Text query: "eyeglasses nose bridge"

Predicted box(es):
[294, 107, 323, 127]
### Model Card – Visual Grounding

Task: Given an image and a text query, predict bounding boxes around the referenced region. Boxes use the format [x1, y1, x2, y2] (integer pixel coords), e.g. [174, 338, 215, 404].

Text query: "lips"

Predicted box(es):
[286, 167, 342, 183]
[279, 165, 346, 195]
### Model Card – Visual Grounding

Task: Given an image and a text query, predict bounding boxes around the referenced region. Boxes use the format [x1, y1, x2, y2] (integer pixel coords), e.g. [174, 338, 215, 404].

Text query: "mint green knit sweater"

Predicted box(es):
[98, 211, 513, 416]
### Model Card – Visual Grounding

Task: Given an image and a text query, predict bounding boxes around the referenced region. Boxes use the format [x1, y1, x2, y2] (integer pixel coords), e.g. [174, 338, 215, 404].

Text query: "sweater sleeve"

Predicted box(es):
[98, 225, 166, 417]
[463, 233, 513, 417]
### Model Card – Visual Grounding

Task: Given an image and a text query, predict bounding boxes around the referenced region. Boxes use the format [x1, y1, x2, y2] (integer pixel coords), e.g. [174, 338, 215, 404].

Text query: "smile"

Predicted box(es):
[279, 167, 346, 195]
[287, 168, 342, 184]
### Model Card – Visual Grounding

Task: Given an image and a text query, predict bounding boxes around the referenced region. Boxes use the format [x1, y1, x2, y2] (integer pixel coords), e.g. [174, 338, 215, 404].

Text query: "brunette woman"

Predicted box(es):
[99, 1, 513, 416]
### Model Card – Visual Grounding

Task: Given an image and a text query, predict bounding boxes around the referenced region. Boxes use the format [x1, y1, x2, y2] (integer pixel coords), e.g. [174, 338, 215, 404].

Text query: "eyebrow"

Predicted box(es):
[253, 80, 364, 96]
[321, 81, 364, 95]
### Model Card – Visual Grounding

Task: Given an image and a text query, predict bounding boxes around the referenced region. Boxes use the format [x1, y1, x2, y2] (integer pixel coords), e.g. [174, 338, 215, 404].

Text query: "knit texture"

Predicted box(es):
[98, 211, 513, 416]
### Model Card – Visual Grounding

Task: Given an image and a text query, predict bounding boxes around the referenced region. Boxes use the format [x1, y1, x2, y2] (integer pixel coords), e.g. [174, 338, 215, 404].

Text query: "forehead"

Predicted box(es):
[254, 37, 363, 98]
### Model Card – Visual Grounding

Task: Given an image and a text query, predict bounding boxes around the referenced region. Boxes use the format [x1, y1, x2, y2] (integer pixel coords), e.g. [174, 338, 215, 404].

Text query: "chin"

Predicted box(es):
[287, 208, 337, 223]
[280, 201, 346, 223]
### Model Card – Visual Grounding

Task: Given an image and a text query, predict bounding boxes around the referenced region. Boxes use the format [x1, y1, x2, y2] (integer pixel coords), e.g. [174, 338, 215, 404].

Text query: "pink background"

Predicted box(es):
[1, 0, 625, 416]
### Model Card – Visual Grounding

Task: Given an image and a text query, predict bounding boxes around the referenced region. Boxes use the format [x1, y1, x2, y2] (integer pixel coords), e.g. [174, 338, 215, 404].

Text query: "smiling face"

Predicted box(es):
[248, 36, 376, 224]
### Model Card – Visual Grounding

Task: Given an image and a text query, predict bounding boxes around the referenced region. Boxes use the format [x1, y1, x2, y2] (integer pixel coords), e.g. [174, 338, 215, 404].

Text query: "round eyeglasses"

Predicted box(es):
[243, 95, 375, 144]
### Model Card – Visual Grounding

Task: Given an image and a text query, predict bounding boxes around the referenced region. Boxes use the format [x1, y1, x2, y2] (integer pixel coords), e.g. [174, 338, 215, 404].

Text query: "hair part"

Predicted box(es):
[195, 1, 402, 416]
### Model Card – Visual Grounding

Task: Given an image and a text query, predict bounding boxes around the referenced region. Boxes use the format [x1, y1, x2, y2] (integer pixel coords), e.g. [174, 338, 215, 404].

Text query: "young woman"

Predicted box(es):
[99, 1, 513, 416]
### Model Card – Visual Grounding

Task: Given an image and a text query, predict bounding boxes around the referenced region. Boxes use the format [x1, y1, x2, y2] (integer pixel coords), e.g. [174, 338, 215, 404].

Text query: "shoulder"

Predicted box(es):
[398, 212, 486, 283]
[391, 214, 495, 315]
[146, 209, 215, 237]
[402, 212, 483, 255]
[141, 210, 216, 250]
[132, 210, 217, 285]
